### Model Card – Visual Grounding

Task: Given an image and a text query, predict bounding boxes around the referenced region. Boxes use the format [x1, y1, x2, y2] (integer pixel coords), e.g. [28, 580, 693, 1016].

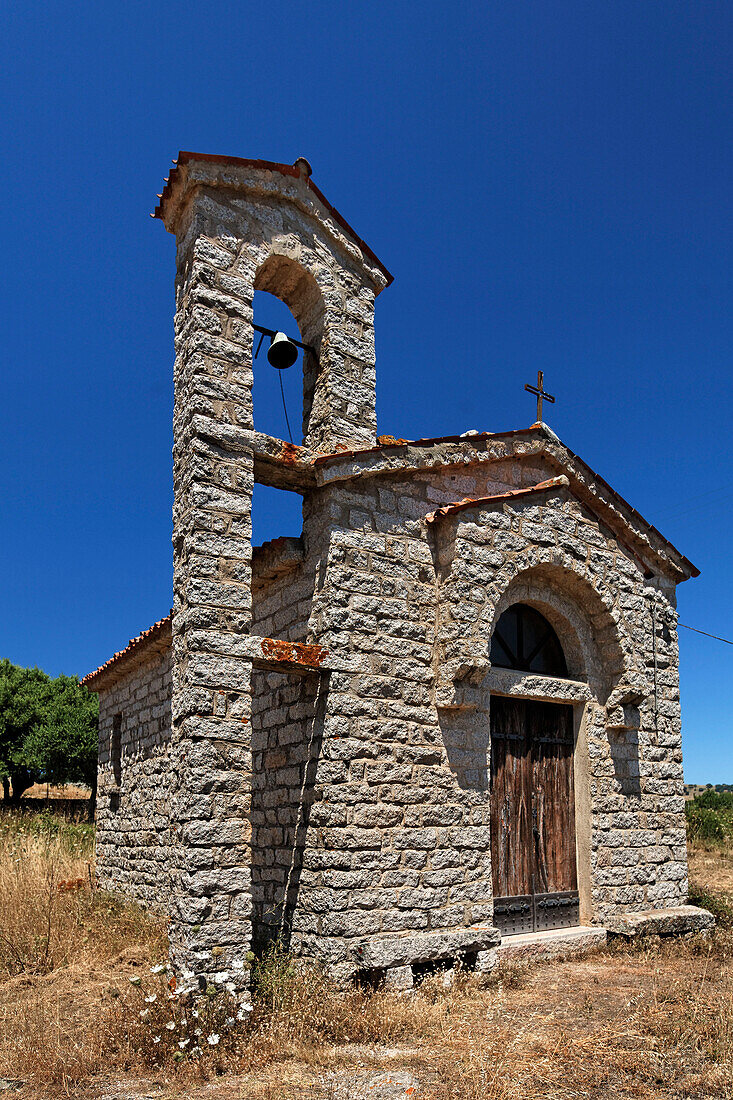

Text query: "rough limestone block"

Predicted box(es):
[605, 905, 715, 938]
[383, 964, 413, 991]
[475, 948, 499, 974]
[352, 926, 500, 971]
[500, 931, 608, 971]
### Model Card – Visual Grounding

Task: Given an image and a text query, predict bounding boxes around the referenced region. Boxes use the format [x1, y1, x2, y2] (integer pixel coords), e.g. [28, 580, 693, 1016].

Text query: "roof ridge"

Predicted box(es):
[153, 152, 393, 285]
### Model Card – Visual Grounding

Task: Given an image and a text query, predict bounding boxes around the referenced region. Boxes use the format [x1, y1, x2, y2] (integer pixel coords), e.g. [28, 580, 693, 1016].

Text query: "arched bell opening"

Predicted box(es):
[251, 289, 309, 446]
[253, 255, 324, 448]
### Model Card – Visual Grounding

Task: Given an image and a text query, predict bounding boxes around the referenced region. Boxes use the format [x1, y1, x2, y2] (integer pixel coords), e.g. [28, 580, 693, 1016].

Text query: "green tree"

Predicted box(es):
[0, 659, 98, 805]
[23, 674, 98, 804]
[0, 659, 50, 801]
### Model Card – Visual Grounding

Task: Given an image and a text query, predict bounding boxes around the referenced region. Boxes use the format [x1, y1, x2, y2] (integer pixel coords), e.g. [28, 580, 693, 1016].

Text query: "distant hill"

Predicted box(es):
[685, 783, 733, 800]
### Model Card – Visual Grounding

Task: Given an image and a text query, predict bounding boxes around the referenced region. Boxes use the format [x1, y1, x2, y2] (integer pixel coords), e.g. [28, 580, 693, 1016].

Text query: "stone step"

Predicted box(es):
[498, 925, 608, 963]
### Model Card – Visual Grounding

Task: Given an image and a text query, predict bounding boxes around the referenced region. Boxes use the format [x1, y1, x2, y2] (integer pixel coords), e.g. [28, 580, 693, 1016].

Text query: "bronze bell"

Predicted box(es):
[267, 331, 298, 370]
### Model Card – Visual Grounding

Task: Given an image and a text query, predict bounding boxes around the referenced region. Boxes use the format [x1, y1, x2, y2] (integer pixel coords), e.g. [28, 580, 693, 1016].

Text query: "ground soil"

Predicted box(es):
[5, 842, 733, 1100]
[77, 937, 731, 1100]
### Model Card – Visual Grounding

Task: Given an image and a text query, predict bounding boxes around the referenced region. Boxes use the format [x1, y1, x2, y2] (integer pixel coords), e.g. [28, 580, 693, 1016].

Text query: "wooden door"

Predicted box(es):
[490, 696, 579, 936]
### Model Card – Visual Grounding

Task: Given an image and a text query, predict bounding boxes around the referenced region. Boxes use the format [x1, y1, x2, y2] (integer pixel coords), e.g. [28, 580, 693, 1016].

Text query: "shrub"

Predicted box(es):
[686, 802, 727, 847]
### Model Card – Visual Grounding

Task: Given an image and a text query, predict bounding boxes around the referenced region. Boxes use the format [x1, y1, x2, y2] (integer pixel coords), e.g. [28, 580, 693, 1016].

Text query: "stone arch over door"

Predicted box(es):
[482, 557, 630, 705]
[481, 561, 630, 933]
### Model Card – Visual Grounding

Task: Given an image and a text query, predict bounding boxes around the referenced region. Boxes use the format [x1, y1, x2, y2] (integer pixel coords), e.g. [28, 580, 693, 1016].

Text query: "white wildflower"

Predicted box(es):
[236, 1004, 253, 1020]
[178, 1038, 190, 1049]
[207, 1033, 220, 1046]
[165, 1021, 176, 1031]
[139, 1009, 150, 1018]
[153, 1036, 161, 1045]
[144, 994, 157, 1003]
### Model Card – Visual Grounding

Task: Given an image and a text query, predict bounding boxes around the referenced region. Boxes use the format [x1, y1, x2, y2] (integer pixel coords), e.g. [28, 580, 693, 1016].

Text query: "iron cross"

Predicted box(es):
[524, 370, 555, 423]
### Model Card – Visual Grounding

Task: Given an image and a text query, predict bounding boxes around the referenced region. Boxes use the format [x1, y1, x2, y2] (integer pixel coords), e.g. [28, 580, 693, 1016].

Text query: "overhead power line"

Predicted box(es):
[679, 623, 733, 646]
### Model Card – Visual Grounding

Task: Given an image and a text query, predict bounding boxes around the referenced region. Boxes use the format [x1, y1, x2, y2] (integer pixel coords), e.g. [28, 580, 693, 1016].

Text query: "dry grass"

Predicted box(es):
[2, 821, 733, 1098]
[20, 783, 91, 801]
[0, 812, 166, 1094]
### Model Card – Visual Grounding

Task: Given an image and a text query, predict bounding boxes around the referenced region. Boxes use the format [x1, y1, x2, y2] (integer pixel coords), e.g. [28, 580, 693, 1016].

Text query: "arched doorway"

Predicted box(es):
[490, 604, 580, 936]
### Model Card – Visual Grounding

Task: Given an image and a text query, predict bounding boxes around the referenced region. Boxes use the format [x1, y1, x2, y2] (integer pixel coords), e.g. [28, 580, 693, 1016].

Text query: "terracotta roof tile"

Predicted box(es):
[82, 614, 172, 689]
[312, 426, 539, 467]
[425, 477, 569, 523]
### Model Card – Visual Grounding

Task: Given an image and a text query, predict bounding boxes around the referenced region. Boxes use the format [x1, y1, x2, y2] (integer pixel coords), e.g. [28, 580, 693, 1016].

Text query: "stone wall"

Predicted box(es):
[251, 536, 311, 643]
[431, 476, 688, 920]
[286, 456, 687, 973]
[96, 647, 173, 908]
[93, 448, 688, 978]
[87, 155, 697, 993]
[289, 478, 498, 978]
[163, 158, 388, 992]
[250, 669, 322, 951]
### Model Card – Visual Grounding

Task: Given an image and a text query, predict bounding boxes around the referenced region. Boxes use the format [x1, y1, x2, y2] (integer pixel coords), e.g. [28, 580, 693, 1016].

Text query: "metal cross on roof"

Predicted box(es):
[525, 370, 555, 423]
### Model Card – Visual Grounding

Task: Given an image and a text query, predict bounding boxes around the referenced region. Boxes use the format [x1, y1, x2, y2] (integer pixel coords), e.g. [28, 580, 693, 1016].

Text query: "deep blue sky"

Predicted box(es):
[1, 1, 730, 781]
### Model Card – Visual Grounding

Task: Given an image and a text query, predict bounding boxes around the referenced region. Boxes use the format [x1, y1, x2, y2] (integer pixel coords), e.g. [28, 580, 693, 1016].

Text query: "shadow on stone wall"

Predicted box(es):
[250, 669, 325, 953]
[609, 728, 641, 797]
[438, 710, 489, 791]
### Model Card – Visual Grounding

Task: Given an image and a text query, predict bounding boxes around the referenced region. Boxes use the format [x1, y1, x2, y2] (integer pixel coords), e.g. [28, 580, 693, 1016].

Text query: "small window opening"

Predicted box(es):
[111, 713, 122, 787]
[490, 603, 568, 677]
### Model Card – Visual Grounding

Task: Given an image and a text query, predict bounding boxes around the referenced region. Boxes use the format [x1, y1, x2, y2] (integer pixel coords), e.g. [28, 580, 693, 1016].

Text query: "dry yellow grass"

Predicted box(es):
[1, 820, 733, 1099]
[689, 841, 733, 897]
[20, 783, 91, 801]
[0, 813, 166, 1093]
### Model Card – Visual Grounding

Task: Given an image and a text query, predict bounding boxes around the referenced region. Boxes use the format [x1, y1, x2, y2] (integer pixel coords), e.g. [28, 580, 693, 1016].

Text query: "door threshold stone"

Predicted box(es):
[498, 925, 607, 963]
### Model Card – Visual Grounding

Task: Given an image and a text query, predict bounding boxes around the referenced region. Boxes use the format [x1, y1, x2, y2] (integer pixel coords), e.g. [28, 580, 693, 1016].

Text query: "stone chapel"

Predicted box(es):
[83, 152, 711, 995]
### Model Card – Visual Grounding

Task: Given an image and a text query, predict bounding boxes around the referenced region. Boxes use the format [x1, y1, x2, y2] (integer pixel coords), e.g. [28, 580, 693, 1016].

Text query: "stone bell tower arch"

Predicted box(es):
[154, 153, 391, 992]
[156, 152, 391, 451]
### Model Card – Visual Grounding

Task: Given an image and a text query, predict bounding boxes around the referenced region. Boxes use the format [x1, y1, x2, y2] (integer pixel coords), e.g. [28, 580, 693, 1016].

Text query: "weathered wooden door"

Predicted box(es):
[490, 696, 579, 936]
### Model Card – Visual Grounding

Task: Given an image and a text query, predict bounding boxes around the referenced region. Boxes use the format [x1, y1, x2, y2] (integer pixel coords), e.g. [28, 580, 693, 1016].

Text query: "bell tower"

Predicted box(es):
[156, 152, 391, 452]
[155, 153, 390, 990]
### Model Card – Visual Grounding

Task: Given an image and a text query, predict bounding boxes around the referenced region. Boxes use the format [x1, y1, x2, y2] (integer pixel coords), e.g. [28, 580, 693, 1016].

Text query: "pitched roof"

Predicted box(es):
[153, 152, 393, 286]
[82, 614, 172, 690]
[306, 423, 699, 582]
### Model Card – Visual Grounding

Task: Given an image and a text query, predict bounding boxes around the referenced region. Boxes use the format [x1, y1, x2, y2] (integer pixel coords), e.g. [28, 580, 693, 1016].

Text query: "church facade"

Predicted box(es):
[83, 153, 709, 994]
